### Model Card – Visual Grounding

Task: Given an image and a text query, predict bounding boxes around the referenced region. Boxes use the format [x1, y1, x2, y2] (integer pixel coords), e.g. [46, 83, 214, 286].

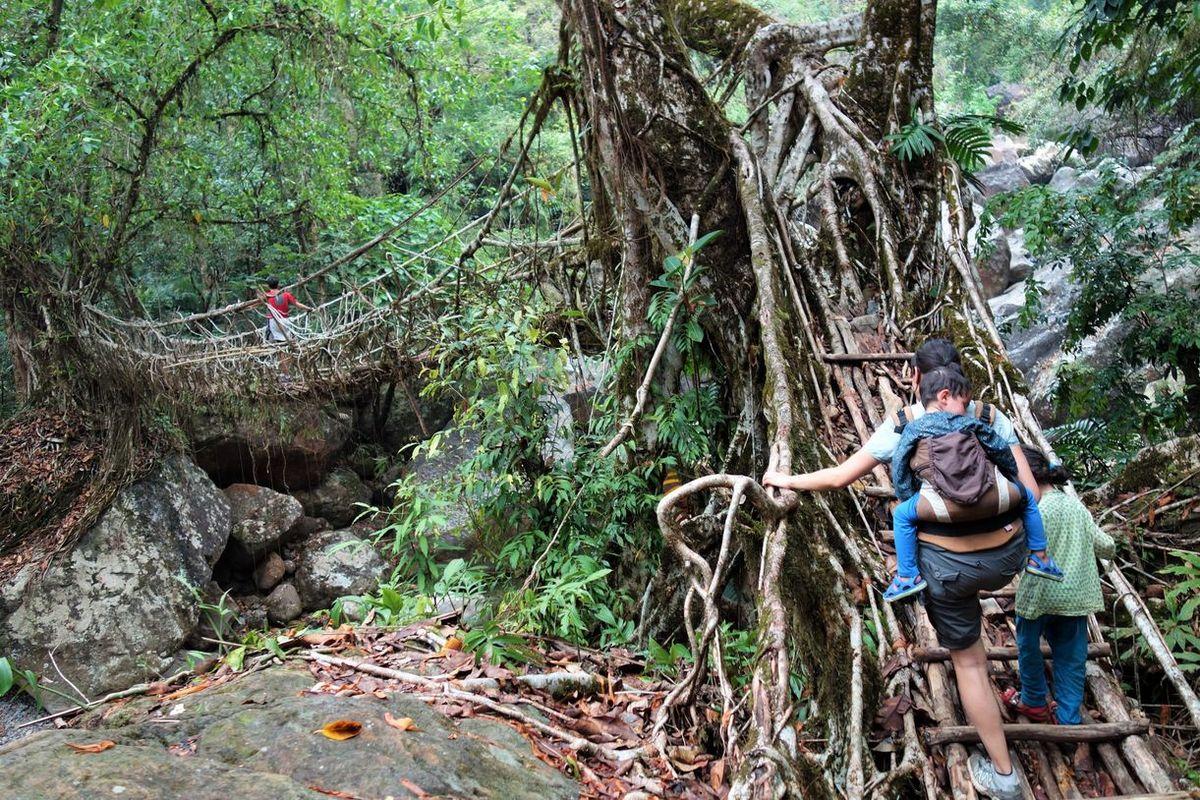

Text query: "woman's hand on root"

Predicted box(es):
[762, 469, 793, 490]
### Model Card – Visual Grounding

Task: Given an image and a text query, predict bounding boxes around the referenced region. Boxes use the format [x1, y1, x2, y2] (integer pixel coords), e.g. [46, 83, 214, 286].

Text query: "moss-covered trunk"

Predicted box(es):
[558, 0, 1011, 796]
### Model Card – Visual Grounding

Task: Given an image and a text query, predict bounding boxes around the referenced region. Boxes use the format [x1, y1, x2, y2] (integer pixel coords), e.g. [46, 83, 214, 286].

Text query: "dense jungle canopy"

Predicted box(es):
[1, 0, 1199, 797]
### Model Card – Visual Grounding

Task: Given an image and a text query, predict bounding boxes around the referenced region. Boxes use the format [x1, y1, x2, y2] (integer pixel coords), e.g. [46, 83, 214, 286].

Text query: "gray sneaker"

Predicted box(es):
[968, 753, 1022, 800]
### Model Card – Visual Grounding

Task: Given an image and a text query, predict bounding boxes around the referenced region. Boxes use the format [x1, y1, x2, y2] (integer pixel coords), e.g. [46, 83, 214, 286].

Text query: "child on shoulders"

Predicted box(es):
[884, 365, 1064, 602]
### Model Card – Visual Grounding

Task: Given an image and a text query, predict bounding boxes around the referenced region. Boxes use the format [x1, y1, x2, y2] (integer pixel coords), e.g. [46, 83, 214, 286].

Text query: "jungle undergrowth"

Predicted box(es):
[337, 238, 774, 683]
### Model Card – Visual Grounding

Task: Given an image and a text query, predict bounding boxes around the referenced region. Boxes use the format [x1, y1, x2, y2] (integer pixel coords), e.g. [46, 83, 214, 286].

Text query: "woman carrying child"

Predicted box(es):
[762, 338, 1042, 800]
[1006, 446, 1115, 726]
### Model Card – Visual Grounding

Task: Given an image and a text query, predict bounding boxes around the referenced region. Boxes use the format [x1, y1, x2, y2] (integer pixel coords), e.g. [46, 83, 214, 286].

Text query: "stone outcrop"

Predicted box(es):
[292, 468, 373, 528]
[0, 667, 577, 800]
[0, 457, 231, 707]
[190, 404, 352, 491]
[402, 428, 485, 558]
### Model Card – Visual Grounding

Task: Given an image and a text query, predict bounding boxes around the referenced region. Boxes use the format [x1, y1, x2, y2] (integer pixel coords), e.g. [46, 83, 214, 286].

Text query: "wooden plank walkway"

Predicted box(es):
[820, 350, 1189, 799]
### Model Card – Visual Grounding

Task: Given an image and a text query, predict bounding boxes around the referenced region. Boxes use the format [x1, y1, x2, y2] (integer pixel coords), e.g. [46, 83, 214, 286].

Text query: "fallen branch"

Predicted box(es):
[1105, 559, 1200, 730]
[306, 653, 642, 763]
[16, 669, 191, 728]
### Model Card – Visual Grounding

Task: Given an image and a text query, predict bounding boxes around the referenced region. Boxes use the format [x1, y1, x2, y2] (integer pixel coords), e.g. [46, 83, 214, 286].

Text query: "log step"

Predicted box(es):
[924, 720, 1149, 747]
[913, 643, 1112, 663]
[1092, 793, 1199, 800]
[822, 352, 914, 363]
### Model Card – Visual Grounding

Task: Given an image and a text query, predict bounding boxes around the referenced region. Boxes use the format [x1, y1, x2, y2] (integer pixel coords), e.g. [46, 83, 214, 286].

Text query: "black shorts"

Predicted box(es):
[918, 532, 1027, 650]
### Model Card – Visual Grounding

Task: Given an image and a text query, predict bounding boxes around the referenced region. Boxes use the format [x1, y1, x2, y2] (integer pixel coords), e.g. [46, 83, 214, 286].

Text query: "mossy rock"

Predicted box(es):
[1, 666, 577, 800]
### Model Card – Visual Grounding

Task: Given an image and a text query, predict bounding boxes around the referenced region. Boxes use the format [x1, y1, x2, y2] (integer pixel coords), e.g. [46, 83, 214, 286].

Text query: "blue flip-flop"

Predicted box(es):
[1026, 552, 1065, 582]
[884, 573, 927, 602]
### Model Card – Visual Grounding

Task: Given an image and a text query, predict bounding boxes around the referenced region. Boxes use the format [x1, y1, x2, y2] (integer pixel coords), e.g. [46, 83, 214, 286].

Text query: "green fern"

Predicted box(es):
[887, 108, 1024, 175]
[885, 116, 944, 162]
[943, 113, 1025, 173]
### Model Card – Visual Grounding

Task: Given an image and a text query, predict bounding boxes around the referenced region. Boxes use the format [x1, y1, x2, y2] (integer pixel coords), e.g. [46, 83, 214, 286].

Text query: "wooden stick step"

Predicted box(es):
[923, 721, 1149, 747]
[822, 352, 915, 363]
[1089, 793, 1199, 800]
[913, 643, 1112, 663]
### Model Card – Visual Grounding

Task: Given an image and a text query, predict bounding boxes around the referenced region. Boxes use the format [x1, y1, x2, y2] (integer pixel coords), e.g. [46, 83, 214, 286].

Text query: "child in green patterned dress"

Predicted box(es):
[1007, 445, 1115, 724]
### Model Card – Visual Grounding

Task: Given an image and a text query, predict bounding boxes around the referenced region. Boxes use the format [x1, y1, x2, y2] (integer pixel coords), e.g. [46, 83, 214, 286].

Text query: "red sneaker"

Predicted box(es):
[1002, 687, 1055, 723]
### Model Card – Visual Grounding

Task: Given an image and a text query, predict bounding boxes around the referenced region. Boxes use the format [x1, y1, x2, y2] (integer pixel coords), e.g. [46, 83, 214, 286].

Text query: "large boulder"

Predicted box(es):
[1018, 143, 1061, 185]
[975, 230, 1013, 298]
[985, 82, 1032, 112]
[975, 161, 1031, 199]
[0, 666, 577, 800]
[0, 457, 230, 707]
[222, 483, 303, 563]
[292, 468, 373, 528]
[402, 428, 487, 558]
[293, 529, 388, 610]
[974, 227, 1034, 298]
[190, 404, 352, 491]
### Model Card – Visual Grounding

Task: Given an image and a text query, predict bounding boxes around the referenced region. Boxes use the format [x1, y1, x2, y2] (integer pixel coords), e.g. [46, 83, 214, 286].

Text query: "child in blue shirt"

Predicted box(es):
[885, 366, 1064, 602]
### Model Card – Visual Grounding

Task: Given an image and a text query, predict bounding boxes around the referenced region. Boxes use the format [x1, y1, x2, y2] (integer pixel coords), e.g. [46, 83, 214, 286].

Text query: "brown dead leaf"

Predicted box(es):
[301, 632, 350, 647]
[314, 720, 363, 740]
[875, 694, 912, 733]
[709, 757, 727, 790]
[384, 712, 419, 732]
[160, 680, 211, 703]
[167, 736, 198, 757]
[66, 740, 115, 754]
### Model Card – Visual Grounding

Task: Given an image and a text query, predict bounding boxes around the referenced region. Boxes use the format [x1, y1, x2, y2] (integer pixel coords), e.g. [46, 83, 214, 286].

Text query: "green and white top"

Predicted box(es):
[1016, 488, 1116, 620]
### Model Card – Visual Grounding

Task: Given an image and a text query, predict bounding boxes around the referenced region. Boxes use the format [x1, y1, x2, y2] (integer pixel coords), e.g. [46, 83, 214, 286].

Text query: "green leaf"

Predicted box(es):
[691, 230, 723, 251]
[0, 657, 13, 697]
[226, 646, 246, 672]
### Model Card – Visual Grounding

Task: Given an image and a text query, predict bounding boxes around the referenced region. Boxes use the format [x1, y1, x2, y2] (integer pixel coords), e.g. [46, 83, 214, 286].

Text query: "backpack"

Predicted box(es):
[891, 403, 1025, 537]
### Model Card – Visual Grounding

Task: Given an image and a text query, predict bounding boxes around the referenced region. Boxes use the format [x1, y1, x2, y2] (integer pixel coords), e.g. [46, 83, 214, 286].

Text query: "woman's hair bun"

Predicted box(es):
[1020, 444, 1071, 485]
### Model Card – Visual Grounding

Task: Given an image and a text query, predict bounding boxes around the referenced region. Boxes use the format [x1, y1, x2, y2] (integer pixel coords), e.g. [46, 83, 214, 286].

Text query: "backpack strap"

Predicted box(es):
[972, 402, 997, 426]
[892, 406, 910, 434]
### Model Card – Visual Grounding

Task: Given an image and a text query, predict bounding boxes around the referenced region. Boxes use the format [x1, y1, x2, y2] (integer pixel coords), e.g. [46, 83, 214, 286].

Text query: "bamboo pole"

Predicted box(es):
[1085, 662, 1175, 794]
[914, 609, 977, 800]
[820, 352, 915, 363]
[1104, 560, 1200, 731]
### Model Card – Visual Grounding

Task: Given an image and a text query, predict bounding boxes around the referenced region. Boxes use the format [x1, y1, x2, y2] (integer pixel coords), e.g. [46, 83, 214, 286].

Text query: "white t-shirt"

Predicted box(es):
[863, 400, 1018, 463]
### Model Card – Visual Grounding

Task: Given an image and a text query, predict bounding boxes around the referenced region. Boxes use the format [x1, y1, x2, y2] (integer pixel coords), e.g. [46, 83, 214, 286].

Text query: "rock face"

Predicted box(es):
[293, 468, 373, 528]
[0, 667, 578, 800]
[403, 428, 485, 557]
[0, 457, 231, 707]
[976, 161, 1031, 199]
[985, 82, 1031, 111]
[380, 388, 455, 449]
[190, 404, 352, 491]
[293, 529, 388, 610]
[223, 483, 303, 562]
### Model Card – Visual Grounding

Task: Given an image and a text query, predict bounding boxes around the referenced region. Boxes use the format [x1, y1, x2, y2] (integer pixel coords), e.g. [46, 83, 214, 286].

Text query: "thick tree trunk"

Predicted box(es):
[557, 0, 1004, 796]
